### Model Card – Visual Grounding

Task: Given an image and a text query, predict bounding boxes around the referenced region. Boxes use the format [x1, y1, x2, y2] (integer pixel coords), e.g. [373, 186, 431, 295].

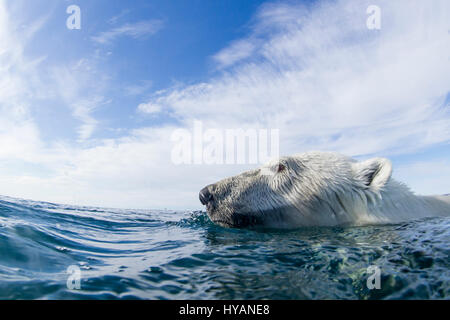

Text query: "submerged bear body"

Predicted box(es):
[199, 151, 450, 228]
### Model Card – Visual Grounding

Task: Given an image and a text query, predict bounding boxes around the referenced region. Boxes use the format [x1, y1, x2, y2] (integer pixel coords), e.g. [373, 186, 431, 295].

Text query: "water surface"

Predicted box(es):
[0, 196, 448, 299]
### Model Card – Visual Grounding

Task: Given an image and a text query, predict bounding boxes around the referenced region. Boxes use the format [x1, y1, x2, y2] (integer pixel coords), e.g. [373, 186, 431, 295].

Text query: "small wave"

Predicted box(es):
[167, 211, 213, 228]
[0, 196, 448, 299]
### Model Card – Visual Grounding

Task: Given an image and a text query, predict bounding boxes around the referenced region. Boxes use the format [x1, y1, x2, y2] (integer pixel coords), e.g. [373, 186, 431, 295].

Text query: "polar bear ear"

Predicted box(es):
[353, 158, 392, 191]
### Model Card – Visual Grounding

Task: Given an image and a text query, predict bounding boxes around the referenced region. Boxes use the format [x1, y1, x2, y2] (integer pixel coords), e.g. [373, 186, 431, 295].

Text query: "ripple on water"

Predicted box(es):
[0, 198, 449, 299]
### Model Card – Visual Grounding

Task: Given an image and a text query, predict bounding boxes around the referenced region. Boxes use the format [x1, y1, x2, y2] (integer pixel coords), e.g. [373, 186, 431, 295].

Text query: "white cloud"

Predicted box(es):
[0, 126, 230, 209]
[137, 102, 162, 114]
[49, 59, 109, 141]
[107, 8, 131, 25]
[148, 0, 450, 158]
[91, 20, 163, 44]
[0, 0, 46, 162]
[394, 158, 450, 196]
[213, 40, 256, 69]
[71, 97, 103, 141]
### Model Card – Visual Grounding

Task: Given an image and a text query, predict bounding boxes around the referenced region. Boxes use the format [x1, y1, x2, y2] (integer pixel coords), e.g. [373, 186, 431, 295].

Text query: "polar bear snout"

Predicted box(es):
[199, 185, 214, 205]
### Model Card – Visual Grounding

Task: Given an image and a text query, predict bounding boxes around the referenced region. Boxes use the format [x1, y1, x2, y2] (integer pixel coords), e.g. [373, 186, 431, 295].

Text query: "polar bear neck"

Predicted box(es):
[342, 179, 450, 225]
[275, 178, 450, 228]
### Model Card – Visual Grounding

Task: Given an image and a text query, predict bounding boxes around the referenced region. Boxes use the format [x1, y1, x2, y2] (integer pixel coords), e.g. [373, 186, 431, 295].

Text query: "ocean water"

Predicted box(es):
[0, 195, 448, 300]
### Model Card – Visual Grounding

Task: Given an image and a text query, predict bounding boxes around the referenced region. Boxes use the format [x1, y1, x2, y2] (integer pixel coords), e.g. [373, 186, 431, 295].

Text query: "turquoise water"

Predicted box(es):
[0, 195, 448, 299]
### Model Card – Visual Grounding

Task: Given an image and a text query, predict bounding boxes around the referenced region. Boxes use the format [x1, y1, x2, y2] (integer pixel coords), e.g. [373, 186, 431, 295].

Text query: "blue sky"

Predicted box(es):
[0, 0, 449, 209]
[22, 0, 266, 142]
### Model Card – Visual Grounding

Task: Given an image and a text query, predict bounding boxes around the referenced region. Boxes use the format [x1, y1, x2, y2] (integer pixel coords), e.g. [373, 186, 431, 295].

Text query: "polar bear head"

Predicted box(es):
[199, 151, 393, 228]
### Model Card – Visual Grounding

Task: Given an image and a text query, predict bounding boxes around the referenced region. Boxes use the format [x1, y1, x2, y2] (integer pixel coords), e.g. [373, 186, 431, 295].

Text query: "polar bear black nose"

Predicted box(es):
[199, 187, 213, 205]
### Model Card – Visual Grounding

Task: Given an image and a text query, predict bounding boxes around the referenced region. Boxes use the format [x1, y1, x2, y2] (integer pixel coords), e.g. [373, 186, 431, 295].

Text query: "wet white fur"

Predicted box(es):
[210, 151, 450, 228]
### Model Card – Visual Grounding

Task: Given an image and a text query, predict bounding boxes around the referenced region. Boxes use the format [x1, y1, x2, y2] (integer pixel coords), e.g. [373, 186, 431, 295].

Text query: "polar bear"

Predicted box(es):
[199, 151, 450, 228]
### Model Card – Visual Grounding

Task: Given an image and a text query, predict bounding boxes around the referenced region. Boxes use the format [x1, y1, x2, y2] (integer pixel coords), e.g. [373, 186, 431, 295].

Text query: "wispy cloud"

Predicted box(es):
[124, 80, 153, 96]
[137, 102, 162, 114]
[0, 0, 46, 161]
[107, 8, 131, 25]
[50, 58, 110, 141]
[213, 40, 256, 69]
[395, 158, 450, 196]
[91, 20, 163, 44]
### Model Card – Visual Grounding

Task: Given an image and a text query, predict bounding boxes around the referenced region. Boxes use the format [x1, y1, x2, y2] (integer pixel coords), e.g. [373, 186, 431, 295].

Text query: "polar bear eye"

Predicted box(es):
[277, 163, 286, 173]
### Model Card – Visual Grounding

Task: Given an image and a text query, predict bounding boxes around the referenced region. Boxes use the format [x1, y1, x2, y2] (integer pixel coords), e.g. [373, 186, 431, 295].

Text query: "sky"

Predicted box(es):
[0, 0, 449, 209]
